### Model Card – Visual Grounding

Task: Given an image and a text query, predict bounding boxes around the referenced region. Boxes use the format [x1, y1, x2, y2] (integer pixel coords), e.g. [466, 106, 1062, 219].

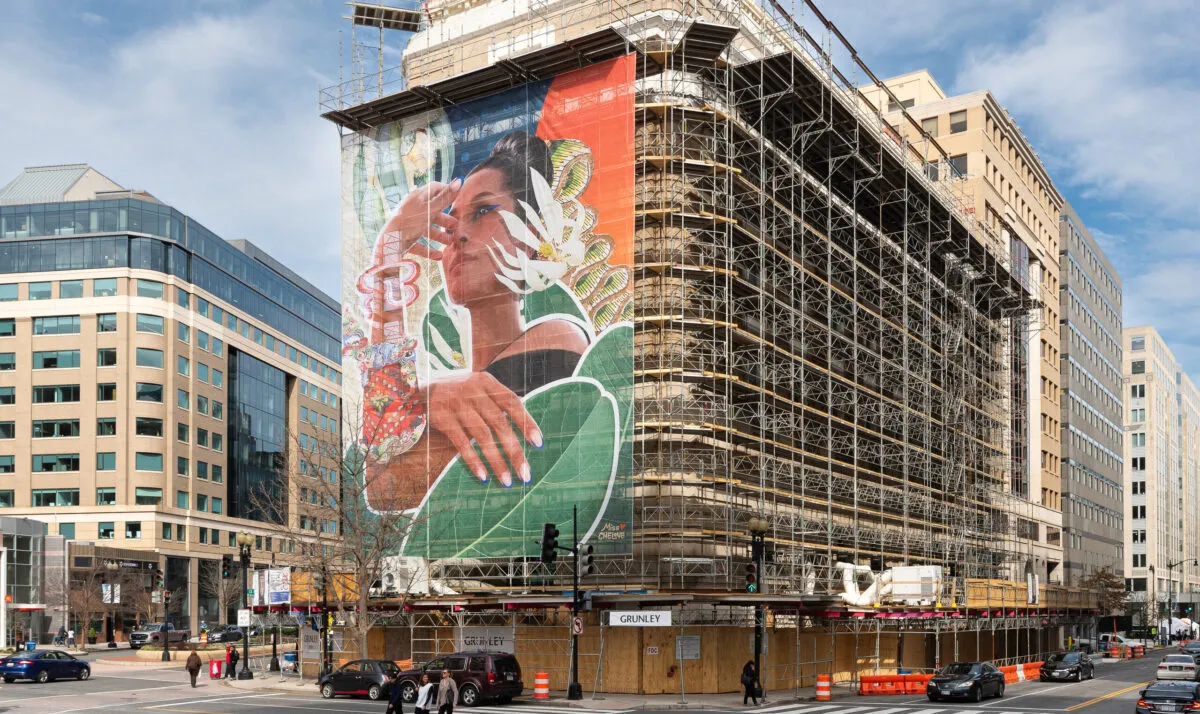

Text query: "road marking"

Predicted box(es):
[981, 679, 1093, 706]
[143, 693, 286, 709]
[1065, 680, 1152, 711]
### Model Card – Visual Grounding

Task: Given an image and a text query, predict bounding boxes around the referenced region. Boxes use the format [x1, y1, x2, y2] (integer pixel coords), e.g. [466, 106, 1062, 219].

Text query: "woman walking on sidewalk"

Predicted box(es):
[437, 669, 459, 714]
[741, 660, 759, 706]
[415, 673, 435, 714]
[185, 649, 202, 688]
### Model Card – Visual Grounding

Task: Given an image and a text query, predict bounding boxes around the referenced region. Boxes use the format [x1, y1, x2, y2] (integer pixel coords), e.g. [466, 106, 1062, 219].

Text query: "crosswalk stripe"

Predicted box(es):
[865, 707, 920, 714]
[827, 707, 881, 714]
[904, 708, 950, 714]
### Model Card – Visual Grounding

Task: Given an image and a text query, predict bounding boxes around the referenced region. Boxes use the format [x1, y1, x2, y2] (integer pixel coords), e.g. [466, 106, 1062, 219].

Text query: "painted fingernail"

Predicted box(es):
[474, 467, 488, 483]
[519, 463, 532, 484]
[500, 471, 512, 488]
[531, 430, 544, 449]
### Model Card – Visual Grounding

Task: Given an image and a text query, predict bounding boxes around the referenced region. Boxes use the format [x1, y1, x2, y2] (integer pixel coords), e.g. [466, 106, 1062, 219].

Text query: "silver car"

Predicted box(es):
[1157, 654, 1200, 681]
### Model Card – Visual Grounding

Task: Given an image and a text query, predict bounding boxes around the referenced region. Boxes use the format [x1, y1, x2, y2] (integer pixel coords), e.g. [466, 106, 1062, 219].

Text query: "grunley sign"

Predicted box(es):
[608, 611, 672, 627]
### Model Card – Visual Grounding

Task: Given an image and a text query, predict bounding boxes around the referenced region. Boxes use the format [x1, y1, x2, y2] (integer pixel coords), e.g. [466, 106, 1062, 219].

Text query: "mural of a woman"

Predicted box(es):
[353, 131, 593, 511]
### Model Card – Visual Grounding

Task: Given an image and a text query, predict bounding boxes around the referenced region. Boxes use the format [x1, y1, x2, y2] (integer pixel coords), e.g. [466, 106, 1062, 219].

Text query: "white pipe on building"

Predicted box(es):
[1, 546, 7, 650]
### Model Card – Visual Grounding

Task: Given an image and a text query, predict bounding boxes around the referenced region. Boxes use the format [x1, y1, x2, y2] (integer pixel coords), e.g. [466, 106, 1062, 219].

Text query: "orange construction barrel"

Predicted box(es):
[816, 674, 832, 701]
[534, 672, 550, 700]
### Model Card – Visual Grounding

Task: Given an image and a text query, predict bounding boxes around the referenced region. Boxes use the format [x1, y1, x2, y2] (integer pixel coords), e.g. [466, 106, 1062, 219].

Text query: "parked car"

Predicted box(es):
[1040, 651, 1095, 681]
[1, 650, 91, 683]
[926, 662, 1006, 702]
[393, 652, 522, 707]
[1137, 681, 1200, 714]
[1180, 641, 1200, 657]
[206, 626, 243, 643]
[128, 623, 190, 649]
[318, 659, 401, 700]
[1158, 654, 1200, 681]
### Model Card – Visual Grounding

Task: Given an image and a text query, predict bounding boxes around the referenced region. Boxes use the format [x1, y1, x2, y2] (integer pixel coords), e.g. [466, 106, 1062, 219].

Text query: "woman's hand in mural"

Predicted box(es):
[375, 178, 463, 263]
[428, 372, 543, 488]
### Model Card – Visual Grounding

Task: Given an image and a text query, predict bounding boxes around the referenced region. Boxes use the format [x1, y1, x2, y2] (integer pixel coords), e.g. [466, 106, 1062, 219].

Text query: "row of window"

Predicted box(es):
[0, 277, 147, 302]
[298, 460, 338, 483]
[0, 346, 180, 371]
[175, 457, 224, 482]
[299, 406, 338, 434]
[299, 379, 337, 409]
[0, 381, 225, 420]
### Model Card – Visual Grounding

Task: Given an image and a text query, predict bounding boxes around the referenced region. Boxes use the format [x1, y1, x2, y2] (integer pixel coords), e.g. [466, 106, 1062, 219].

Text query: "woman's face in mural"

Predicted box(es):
[442, 167, 524, 306]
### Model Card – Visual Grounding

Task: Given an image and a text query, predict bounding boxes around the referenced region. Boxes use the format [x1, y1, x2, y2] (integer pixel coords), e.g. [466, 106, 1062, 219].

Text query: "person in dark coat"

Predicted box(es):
[185, 649, 202, 687]
[385, 671, 406, 714]
[741, 660, 758, 705]
[225, 645, 239, 678]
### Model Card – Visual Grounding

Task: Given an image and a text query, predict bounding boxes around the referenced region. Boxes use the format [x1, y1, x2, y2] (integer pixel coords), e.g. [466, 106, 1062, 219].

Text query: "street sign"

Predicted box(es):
[646, 646, 660, 656]
[608, 610, 672, 627]
[247, 588, 255, 598]
[237, 609, 251, 627]
[675, 635, 700, 661]
[571, 617, 584, 635]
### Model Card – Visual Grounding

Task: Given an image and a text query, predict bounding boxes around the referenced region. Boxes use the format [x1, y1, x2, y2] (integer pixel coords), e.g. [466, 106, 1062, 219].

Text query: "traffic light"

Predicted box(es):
[221, 554, 232, 579]
[745, 563, 758, 593]
[579, 544, 594, 577]
[164, 590, 171, 606]
[540, 523, 559, 564]
[154, 568, 164, 589]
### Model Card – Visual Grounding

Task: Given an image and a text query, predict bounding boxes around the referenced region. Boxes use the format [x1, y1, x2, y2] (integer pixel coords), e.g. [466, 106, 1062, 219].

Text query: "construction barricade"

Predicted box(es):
[1133, 645, 1145, 659]
[534, 672, 549, 700]
[817, 674, 832, 700]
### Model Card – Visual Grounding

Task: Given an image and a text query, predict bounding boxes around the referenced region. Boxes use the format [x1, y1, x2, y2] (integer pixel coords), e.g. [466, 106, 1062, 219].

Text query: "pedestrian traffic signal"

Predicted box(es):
[745, 563, 758, 593]
[221, 554, 232, 579]
[154, 568, 164, 589]
[579, 544, 595, 577]
[164, 590, 171, 605]
[540, 523, 559, 564]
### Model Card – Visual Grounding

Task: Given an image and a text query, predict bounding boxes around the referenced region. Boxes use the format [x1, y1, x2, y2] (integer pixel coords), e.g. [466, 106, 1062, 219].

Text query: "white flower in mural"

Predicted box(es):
[488, 167, 586, 294]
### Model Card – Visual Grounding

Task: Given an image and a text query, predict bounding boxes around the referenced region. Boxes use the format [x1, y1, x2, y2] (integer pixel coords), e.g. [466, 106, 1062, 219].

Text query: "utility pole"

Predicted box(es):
[569, 505, 582, 701]
[1, 547, 8, 651]
[748, 517, 769, 697]
[236, 531, 254, 680]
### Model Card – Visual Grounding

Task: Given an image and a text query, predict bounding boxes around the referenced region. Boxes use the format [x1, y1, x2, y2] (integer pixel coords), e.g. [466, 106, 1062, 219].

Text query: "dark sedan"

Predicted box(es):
[206, 626, 243, 643]
[1041, 651, 1094, 681]
[1, 651, 91, 683]
[1137, 681, 1200, 714]
[318, 659, 401, 700]
[927, 662, 1006, 702]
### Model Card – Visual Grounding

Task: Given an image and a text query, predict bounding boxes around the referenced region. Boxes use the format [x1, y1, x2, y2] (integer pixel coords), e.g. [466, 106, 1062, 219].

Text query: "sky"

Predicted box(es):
[1, 0, 1197, 370]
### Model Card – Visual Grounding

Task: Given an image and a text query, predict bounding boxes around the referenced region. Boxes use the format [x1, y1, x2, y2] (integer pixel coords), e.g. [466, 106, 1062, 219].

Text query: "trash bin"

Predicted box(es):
[210, 659, 223, 679]
[283, 651, 298, 672]
[25, 641, 37, 651]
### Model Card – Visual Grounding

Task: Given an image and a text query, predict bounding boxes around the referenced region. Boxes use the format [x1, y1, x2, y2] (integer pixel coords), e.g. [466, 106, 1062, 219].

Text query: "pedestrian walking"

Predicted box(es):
[415, 673, 435, 714]
[385, 668, 408, 714]
[185, 649, 202, 687]
[741, 660, 759, 706]
[437, 669, 458, 714]
[67, 628, 75, 647]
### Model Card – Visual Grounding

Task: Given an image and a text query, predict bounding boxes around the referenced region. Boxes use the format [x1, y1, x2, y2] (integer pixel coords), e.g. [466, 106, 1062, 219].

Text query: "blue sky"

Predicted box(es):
[2, 1, 1196, 370]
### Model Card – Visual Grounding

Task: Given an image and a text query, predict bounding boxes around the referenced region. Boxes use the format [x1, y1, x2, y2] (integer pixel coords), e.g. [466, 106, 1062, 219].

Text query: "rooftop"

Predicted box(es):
[0, 163, 129, 206]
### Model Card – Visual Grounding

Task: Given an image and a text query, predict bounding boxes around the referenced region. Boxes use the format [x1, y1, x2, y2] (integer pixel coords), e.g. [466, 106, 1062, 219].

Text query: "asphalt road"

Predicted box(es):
[0, 651, 1166, 714]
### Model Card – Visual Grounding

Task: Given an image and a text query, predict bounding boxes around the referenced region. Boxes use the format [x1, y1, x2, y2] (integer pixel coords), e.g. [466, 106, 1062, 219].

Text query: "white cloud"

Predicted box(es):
[0, 0, 343, 299]
[79, 11, 106, 25]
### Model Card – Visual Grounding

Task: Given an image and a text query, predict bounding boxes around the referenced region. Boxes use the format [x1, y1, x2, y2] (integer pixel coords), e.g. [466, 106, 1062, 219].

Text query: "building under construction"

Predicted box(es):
[319, 0, 1098, 695]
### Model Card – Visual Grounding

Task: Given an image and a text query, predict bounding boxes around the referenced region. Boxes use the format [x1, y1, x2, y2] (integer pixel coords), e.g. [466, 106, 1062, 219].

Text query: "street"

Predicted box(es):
[0, 653, 1164, 714]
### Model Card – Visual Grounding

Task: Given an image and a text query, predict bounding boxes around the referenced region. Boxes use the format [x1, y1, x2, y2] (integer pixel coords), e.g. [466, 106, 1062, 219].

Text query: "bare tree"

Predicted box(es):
[198, 560, 241, 627]
[67, 562, 108, 642]
[1081, 566, 1128, 638]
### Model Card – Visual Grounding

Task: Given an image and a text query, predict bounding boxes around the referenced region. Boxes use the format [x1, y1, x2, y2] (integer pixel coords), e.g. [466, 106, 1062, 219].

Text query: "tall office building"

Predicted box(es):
[1124, 326, 1200, 616]
[1058, 203, 1123, 584]
[0, 164, 342, 635]
[862, 70, 1066, 584]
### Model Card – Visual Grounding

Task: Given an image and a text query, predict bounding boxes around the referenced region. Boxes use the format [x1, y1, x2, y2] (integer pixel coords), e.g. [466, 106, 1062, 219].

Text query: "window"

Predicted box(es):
[31, 419, 79, 438]
[212, 338, 223, 357]
[177, 356, 190, 376]
[28, 282, 52, 300]
[0, 284, 15, 301]
[196, 297, 209, 317]
[136, 314, 164, 334]
[176, 288, 189, 308]
[199, 528, 208, 544]
[212, 306, 225, 325]
[197, 428, 209, 447]
[125, 522, 142, 539]
[97, 347, 117, 367]
[212, 497, 223, 515]
[59, 523, 75, 539]
[162, 523, 172, 540]
[197, 494, 208, 512]
[0, 421, 12, 439]
[1132, 480, 1146, 494]
[0, 318, 14, 337]
[98, 522, 115, 539]
[176, 524, 185, 541]
[177, 423, 188, 442]
[197, 396, 209, 415]
[136, 279, 163, 299]
[33, 350, 80, 369]
[300, 406, 308, 421]
[96, 418, 116, 436]
[177, 389, 189, 409]
[197, 461, 208, 480]
[96, 452, 116, 470]
[32, 453, 79, 472]
[96, 487, 116, 506]
[176, 456, 189, 476]
[197, 331, 209, 351]
[1131, 336, 1145, 351]
[887, 98, 914, 112]
[135, 382, 161, 402]
[93, 278, 117, 297]
[949, 110, 967, 133]
[0, 456, 12, 474]
[1132, 384, 1146, 398]
[1132, 432, 1146, 448]
[177, 491, 189, 509]
[32, 488, 79, 506]
[211, 464, 223, 483]
[212, 369, 223, 388]
[1132, 457, 1146, 471]
[135, 417, 163, 437]
[1131, 360, 1146, 374]
[212, 433, 223, 452]
[135, 452, 163, 471]
[135, 489, 163, 506]
[197, 364, 209, 383]
[921, 116, 938, 136]
[1131, 408, 1146, 423]
[177, 323, 190, 343]
[135, 348, 163, 368]
[97, 382, 117, 400]
[1133, 505, 1146, 519]
[0, 386, 12, 405]
[0, 353, 12, 371]
[59, 280, 83, 298]
[97, 313, 117, 332]
[33, 316, 80, 335]
[948, 154, 968, 177]
[212, 401, 223, 420]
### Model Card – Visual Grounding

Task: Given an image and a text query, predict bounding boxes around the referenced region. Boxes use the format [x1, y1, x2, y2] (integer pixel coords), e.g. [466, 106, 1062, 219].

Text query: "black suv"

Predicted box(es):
[318, 659, 401, 700]
[394, 652, 522, 707]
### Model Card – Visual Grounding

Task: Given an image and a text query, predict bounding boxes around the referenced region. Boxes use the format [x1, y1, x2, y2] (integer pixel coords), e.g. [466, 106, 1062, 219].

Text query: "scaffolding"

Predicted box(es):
[323, 0, 1091, 689]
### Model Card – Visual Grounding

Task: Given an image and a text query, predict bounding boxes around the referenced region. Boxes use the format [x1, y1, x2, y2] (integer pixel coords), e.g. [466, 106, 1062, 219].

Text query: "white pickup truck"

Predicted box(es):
[1077, 633, 1130, 653]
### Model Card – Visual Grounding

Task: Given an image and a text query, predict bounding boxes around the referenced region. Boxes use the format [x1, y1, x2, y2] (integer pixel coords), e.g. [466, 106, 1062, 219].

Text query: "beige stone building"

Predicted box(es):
[0, 164, 342, 633]
[861, 71, 1067, 583]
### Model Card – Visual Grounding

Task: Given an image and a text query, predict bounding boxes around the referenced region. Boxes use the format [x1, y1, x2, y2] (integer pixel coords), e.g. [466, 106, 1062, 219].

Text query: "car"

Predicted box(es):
[1137, 681, 1200, 714]
[318, 659, 401, 700]
[1, 650, 91, 683]
[1181, 642, 1200, 658]
[128, 622, 190, 649]
[393, 651, 523, 707]
[1157, 654, 1200, 681]
[206, 626, 243, 643]
[926, 662, 1006, 702]
[1040, 651, 1094, 681]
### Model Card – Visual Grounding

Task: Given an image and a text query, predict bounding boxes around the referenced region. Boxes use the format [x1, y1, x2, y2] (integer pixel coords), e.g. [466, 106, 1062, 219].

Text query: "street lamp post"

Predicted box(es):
[1166, 559, 1198, 641]
[236, 531, 254, 680]
[748, 517, 769, 700]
